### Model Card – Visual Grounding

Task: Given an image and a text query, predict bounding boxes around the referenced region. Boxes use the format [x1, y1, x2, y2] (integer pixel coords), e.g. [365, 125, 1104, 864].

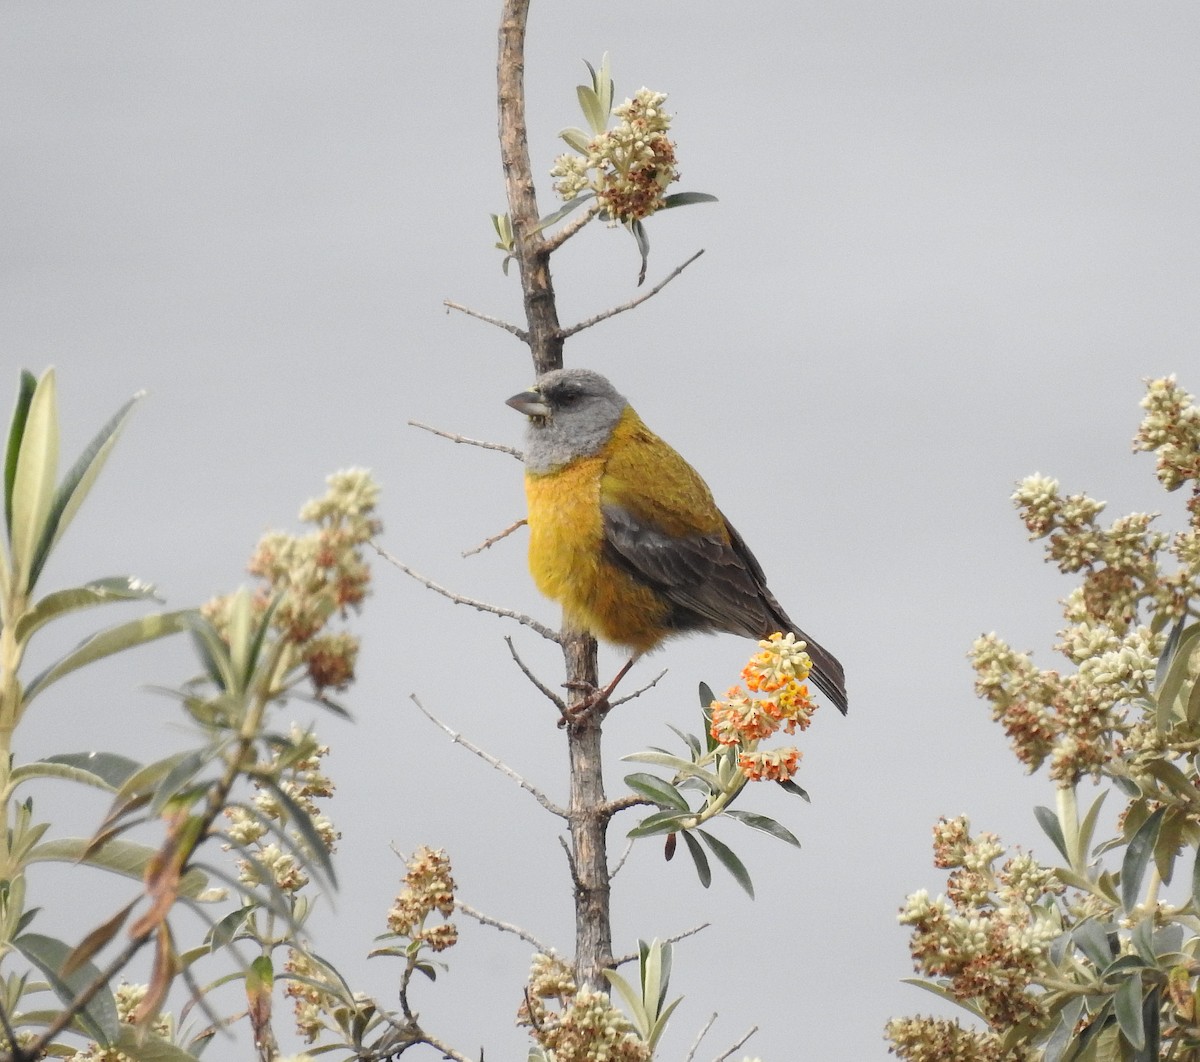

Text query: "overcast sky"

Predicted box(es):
[3, 3, 1199, 1059]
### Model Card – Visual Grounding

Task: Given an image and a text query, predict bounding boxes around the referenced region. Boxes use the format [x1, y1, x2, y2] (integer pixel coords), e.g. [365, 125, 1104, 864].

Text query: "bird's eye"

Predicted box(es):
[559, 391, 580, 406]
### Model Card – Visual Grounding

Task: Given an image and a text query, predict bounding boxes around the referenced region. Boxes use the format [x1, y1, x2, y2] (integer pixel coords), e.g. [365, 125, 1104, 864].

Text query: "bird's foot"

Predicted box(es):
[558, 659, 636, 727]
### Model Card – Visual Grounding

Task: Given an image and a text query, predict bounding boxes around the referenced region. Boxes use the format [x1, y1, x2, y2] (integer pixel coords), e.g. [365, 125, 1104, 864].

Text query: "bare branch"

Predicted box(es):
[505, 635, 567, 712]
[601, 792, 654, 819]
[558, 833, 582, 890]
[464, 519, 527, 557]
[456, 898, 555, 953]
[410, 694, 567, 818]
[408, 418, 524, 460]
[684, 1014, 718, 1062]
[558, 249, 705, 339]
[612, 922, 711, 967]
[712, 1026, 759, 1062]
[610, 667, 668, 708]
[608, 836, 635, 878]
[372, 541, 560, 644]
[540, 200, 602, 254]
[443, 299, 528, 341]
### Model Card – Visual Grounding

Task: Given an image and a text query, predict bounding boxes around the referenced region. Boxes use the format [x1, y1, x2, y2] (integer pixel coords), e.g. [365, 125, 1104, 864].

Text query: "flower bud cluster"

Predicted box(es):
[898, 818, 1063, 1032]
[709, 633, 815, 783]
[224, 725, 338, 893]
[65, 983, 173, 1060]
[204, 468, 381, 693]
[518, 954, 651, 1062]
[387, 845, 458, 953]
[551, 89, 679, 224]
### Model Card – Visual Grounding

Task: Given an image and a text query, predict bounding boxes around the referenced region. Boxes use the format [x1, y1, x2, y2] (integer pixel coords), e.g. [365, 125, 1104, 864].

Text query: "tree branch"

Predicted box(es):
[410, 694, 567, 818]
[408, 418, 524, 460]
[442, 299, 528, 341]
[456, 898, 555, 954]
[557, 249, 705, 339]
[372, 541, 560, 644]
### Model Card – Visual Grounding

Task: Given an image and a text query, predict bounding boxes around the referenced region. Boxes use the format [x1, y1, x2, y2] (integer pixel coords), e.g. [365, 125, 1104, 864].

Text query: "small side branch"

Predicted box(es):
[557, 249, 705, 339]
[372, 541, 560, 644]
[410, 695, 567, 819]
[612, 922, 711, 967]
[713, 1026, 759, 1062]
[505, 635, 566, 711]
[610, 667, 668, 709]
[456, 898, 554, 954]
[408, 419, 524, 460]
[464, 519, 527, 557]
[684, 1013, 718, 1062]
[540, 201, 601, 254]
[443, 300, 529, 341]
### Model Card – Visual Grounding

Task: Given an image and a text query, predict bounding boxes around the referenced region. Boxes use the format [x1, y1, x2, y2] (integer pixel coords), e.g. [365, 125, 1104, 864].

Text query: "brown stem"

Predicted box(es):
[498, 0, 610, 991]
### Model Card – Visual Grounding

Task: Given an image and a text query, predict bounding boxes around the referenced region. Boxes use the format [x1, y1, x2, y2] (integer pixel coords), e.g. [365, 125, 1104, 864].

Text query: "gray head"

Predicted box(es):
[506, 368, 629, 474]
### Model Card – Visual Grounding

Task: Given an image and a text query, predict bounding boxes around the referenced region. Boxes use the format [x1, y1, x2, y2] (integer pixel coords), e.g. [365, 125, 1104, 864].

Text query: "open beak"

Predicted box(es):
[506, 388, 550, 418]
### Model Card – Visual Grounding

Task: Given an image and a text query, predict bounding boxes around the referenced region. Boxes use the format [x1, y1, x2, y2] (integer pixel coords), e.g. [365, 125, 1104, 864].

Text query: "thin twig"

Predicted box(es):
[505, 635, 567, 711]
[0, 1000, 20, 1059]
[612, 922, 711, 967]
[410, 694, 567, 818]
[684, 1014, 718, 1062]
[712, 1026, 759, 1062]
[608, 837, 634, 879]
[557, 249, 705, 339]
[601, 792, 654, 818]
[456, 898, 554, 953]
[558, 834, 582, 890]
[372, 541, 560, 644]
[408, 419, 524, 460]
[443, 299, 528, 341]
[610, 667, 668, 708]
[464, 519, 527, 557]
[540, 200, 601, 254]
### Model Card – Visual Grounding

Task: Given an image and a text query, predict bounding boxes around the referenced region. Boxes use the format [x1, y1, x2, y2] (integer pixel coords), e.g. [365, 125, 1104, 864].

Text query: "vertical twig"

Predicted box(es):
[496, 0, 612, 988]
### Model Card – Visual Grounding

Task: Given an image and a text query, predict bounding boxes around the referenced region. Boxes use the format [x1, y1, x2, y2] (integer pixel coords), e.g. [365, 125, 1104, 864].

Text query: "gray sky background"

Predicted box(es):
[3, 3, 1199, 1059]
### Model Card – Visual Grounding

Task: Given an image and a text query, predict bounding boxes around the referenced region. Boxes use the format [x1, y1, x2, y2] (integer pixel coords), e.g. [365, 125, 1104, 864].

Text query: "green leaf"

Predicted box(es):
[1153, 806, 1185, 885]
[660, 191, 719, 208]
[1121, 806, 1165, 914]
[4, 369, 38, 539]
[14, 576, 161, 647]
[725, 810, 801, 847]
[15, 930, 120, 1045]
[625, 773, 690, 811]
[22, 609, 195, 707]
[697, 829, 753, 898]
[535, 193, 594, 233]
[1140, 985, 1161, 1061]
[627, 810, 691, 839]
[558, 126, 593, 154]
[8, 751, 143, 794]
[630, 219, 650, 286]
[26, 837, 208, 898]
[601, 968, 648, 1036]
[1155, 615, 1186, 691]
[1157, 621, 1200, 724]
[622, 750, 720, 789]
[28, 388, 144, 589]
[776, 778, 810, 801]
[1034, 804, 1071, 864]
[1073, 920, 1116, 969]
[679, 830, 710, 888]
[665, 724, 701, 759]
[9, 368, 59, 595]
[207, 905, 255, 952]
[1113, 970, 1144, 1050]
[576, 84, 608, 135]
[149, 749, 214, 816]
[898, 977, 986, 1019]
[1043, 996, 1085, 1062]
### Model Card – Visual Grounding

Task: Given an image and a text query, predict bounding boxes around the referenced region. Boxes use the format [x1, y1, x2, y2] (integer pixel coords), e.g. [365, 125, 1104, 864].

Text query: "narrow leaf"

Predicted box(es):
[9, 751, 142, 794]
[22, 609, 194, 707]
[62, 900, 137, 977]
[576, 84, 608, 134]
[1034, 805, 1071, 864]
[660, 191, 719, 208]
[624, 773, 690, 811]
[1073, 919, 1117, 969]
[15, 930, 121, 1044]
[254, 775, 338, 888]
[601, 969, 648, 1034]
[29, 389, 144, 588]
[535, 194, 593, 232]
[665, 724, 701, 758]
[1121, 806, 1165, 913]
[679, 830, 710, 888]
[26, 837, 208, 898]
[4, 368, 38, 538]
[725, 810, 801, 847]
[631, 219, 650, 286]
[627, 811, 690, 839]
[1113, 971, 1145, 1050]
[9, 369, 59, 594]
[697, 829, 754, 898]
[776, 778, 810, 801]
[14, 576, 161, 646]
[1043, 996, 1085, 1062]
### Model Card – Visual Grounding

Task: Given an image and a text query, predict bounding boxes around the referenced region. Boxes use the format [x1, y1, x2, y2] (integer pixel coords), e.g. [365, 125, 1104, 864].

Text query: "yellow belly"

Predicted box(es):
[524, 456, 668, 653]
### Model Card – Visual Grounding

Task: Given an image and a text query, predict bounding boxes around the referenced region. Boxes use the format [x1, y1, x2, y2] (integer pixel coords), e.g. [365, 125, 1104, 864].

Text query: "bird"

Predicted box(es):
[506, 367, 847, 714]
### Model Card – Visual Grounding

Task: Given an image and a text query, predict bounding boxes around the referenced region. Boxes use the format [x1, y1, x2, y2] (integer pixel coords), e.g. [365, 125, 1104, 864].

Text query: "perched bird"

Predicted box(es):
[507, 367, 847, 714]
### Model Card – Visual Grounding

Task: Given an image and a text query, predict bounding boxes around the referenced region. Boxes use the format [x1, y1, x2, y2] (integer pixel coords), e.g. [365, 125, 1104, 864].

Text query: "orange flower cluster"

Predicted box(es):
[709, 633, 816, 783]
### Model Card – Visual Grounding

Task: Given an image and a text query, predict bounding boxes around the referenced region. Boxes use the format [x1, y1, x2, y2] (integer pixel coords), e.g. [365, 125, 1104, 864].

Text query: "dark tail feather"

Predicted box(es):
[795, 632, 848, 715]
